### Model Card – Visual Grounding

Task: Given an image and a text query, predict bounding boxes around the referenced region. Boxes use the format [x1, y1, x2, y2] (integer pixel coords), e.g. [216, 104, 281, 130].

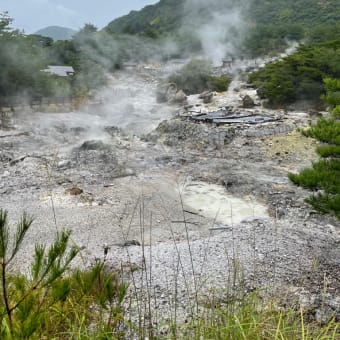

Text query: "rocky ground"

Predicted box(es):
[0, 62, 339, 326]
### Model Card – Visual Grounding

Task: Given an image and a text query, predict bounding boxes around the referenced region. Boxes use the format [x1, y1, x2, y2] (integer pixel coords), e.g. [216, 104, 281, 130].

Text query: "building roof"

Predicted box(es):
[43, 66, 75, 77]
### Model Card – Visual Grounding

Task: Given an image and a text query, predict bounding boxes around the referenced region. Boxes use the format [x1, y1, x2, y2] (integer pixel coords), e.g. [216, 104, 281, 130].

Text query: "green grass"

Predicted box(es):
[183, 293, 339, 340]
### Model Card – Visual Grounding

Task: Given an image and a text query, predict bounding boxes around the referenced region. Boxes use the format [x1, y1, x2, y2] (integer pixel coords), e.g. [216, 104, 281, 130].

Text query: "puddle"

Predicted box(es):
[181, 181, 268, 224]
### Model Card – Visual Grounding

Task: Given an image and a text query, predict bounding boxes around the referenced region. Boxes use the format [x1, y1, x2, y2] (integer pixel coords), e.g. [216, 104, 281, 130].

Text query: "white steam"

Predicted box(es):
[183, 0, 250, 65]
[197, 11, 242, 65]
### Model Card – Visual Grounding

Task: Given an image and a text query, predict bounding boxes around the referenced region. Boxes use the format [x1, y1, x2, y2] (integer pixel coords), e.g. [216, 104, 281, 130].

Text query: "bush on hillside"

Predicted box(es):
[168, 59, 231, 95]
[249, 40, 340, 107]
[209, 75, 231, 92]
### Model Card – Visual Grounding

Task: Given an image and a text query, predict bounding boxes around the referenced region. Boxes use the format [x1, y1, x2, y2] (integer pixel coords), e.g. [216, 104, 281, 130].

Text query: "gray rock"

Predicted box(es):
[242, 95, 255, 108]
[78, 140, 110, 151]
[57, 160, 71, 169]
[174, 90, 187, 104]
[199, 91, 213, 103]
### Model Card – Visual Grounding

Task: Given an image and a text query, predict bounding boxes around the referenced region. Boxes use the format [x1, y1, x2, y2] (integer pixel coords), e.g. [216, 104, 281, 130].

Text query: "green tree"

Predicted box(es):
[0, 210, 79, 337]
[0, 11, 18, 36]
[322, 77, 340, 117]
[289, 78, 340, 218]
[249, 39, 340, 107]
[0, 209, 128, 338]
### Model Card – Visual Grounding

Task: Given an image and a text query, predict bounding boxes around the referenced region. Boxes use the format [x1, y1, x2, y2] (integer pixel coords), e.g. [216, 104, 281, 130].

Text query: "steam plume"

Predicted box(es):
[182, 0, 250, 65]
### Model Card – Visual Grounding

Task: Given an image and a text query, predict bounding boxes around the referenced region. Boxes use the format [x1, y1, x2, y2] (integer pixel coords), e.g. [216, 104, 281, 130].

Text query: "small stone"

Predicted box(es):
[57, 160, 71, 169]
[66, 186, 83, 195]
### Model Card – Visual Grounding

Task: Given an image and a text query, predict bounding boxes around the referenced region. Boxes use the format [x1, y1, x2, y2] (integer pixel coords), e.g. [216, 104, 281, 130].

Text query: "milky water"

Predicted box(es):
[182, 181, 268, 225]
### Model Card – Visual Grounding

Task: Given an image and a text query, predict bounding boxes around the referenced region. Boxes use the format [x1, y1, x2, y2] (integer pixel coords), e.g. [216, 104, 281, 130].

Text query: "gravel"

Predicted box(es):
[0, 64, 339, 324]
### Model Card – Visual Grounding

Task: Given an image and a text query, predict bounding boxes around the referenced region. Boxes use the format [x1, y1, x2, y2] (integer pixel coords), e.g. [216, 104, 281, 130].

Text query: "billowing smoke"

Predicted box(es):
[182, 0, 250, 65]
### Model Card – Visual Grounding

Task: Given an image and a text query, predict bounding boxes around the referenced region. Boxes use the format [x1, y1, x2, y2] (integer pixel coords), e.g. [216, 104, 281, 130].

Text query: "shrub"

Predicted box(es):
[209, 75, 231, 92]
[0, 209, 127, 339]
[289, 78, 340, 219]
[249, 40, 340, 107]
[168, 59, 231, 95]
[289, 159, 340, 193]
[316, 145, 340, 157]
[303, 118, 340, 145]
[168, 59, 213, 94]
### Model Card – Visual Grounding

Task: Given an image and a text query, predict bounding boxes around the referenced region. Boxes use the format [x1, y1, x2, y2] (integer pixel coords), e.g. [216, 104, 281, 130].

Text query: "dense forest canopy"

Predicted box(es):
[105, 0, 340, 56]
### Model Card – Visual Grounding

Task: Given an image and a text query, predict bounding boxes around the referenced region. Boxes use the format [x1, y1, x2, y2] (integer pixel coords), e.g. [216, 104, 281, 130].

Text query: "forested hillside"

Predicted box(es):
[106, 0, 183, 38]
[106, 0, 340, 56]
[246, 0, 340, 55]
[251, 0, 340, 27]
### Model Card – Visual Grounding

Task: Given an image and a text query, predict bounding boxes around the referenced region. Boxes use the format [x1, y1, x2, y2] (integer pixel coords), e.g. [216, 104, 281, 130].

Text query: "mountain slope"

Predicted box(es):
[106, 0, 340, 35]
[251, 0, 340, 27]
[105, 0, 340, 55]
[35, 26, 77, 41]
[106, 0, 183, 37]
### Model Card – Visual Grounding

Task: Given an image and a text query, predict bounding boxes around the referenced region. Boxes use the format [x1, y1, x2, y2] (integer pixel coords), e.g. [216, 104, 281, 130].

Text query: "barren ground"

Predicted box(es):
[0, 63, 339, 323]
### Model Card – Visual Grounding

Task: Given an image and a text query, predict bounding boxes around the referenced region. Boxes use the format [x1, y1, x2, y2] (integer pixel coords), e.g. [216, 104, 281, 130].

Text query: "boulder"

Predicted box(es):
[156, 83, 177, 103]
[241, 95, 255, 108]
[78, 140, 110, 151]
[199, 91, 213, 103]
[174, 90, 187, 104]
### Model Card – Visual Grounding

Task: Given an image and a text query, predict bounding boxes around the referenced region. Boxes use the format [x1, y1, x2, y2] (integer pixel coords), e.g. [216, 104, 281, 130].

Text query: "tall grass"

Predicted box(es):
[183, 294, 339, 340]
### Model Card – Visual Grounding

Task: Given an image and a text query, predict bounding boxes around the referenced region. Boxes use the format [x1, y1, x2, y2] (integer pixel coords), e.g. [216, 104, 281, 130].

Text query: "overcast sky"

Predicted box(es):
[2, 0, 159, 33]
